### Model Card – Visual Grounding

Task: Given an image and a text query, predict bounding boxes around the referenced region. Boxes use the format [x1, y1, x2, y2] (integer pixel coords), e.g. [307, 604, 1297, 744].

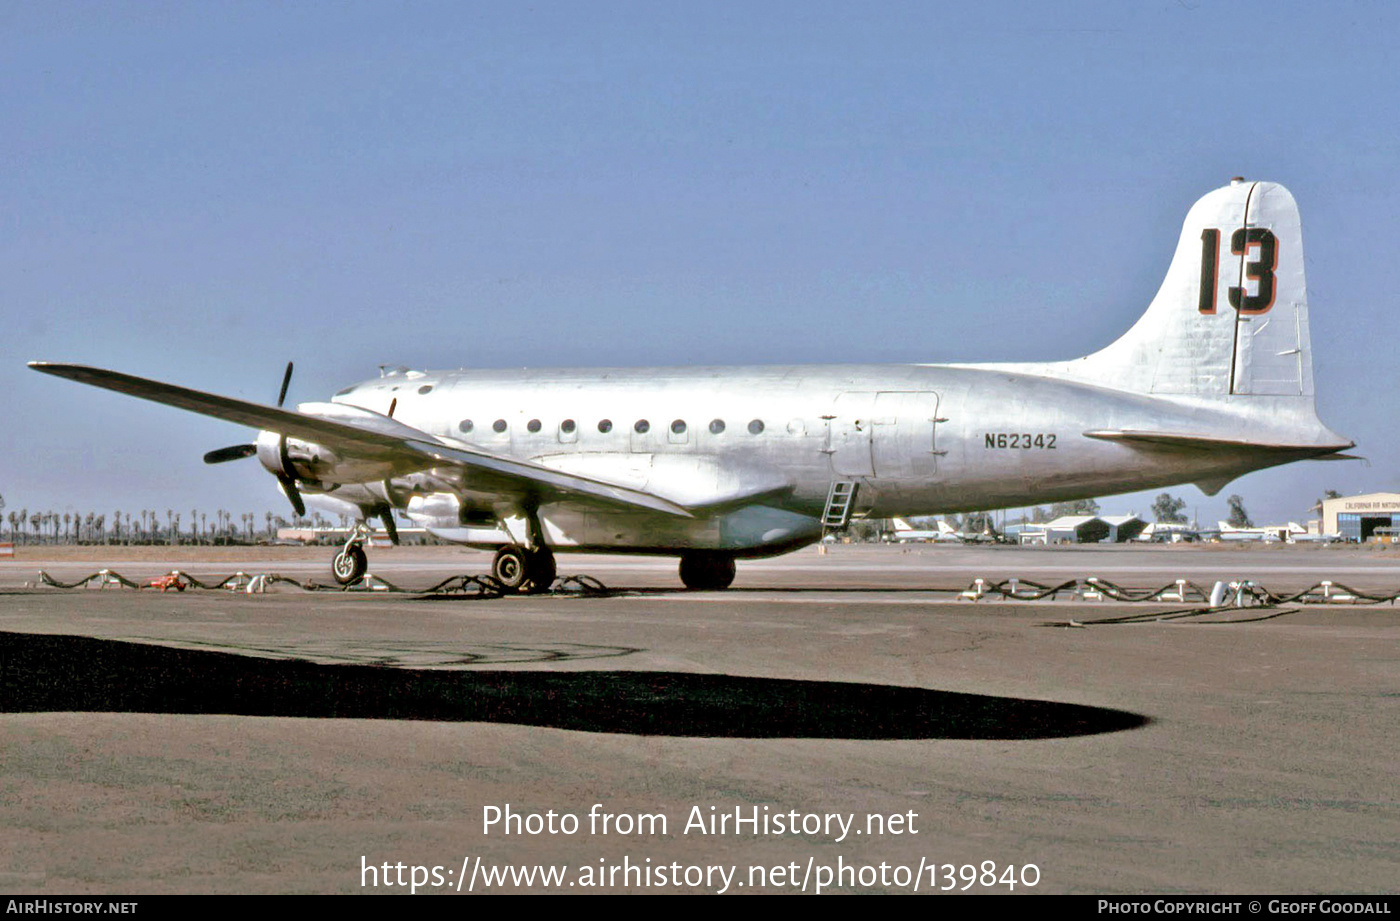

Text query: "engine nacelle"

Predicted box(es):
[405, 492, 464, 529]
[256, 429, 309, 481]
[252, 401, 439, 488]
[254, 429, 405, 488]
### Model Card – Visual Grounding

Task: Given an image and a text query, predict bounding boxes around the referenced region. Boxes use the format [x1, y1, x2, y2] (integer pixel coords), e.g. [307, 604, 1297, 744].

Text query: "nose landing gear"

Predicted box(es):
[331, 523, 373, 585]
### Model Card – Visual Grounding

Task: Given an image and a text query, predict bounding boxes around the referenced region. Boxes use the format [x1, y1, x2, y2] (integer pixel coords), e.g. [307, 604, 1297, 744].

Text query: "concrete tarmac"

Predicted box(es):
[1, 543, 1397, 894]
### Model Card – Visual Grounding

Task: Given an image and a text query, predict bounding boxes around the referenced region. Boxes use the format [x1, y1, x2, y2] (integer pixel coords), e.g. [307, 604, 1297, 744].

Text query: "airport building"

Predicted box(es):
[1011, 515, 1146, 544]
[1321, 492, 1400, 542]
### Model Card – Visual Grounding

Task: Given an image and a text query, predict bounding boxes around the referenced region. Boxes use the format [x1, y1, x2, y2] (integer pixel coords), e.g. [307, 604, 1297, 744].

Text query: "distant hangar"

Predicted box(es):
[1321, 492, 1400, 542]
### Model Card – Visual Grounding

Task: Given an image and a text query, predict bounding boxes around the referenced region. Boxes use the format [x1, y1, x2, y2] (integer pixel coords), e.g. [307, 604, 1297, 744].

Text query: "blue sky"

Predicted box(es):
[2, 1, 1395, 526]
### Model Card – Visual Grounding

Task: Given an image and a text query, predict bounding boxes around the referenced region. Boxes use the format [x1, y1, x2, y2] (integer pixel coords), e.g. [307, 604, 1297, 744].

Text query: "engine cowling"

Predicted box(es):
[255, 429, 324, 484]
[253, 402, 433, 488]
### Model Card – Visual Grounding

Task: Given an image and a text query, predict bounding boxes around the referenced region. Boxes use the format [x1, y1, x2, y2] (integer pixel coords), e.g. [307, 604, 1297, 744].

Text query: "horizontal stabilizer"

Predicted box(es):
[1083, 429, 1353, 456]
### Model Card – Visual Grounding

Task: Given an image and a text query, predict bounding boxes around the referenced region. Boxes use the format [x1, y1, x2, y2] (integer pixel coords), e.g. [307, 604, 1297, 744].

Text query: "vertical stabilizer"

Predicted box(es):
[1062, 179, 1313, 398]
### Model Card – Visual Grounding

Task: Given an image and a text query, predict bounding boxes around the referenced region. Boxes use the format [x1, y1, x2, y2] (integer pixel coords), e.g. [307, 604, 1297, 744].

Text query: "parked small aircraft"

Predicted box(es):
[886, 518, 962, 543]
[1216, 521, 1336, 543]
[31, 179, 1353, 590]
[1215, 522, 1285, 543]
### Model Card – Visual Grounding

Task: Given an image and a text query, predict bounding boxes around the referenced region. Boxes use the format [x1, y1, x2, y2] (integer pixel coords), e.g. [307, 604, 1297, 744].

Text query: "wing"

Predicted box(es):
[29, 362, 694, 519]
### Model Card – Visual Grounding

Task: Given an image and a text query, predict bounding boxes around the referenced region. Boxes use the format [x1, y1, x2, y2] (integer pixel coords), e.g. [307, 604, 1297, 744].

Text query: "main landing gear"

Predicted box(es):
[492, 545, 557, 594]
[678, 551, 736, 590]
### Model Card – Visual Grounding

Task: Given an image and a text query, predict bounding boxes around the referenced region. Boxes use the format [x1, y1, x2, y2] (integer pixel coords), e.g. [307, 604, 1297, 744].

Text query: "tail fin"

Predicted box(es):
[1067, 179, 1313, 397]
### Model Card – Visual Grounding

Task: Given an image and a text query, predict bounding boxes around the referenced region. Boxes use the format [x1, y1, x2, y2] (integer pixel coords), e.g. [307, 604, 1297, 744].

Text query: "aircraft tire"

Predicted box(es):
[332, 544, 368, 585]
[678, 552, 736, 590]
[493, 545, 556, 594]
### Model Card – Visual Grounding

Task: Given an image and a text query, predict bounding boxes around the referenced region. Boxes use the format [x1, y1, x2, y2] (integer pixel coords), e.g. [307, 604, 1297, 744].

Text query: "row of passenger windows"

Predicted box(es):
[457, 418, 767, 436]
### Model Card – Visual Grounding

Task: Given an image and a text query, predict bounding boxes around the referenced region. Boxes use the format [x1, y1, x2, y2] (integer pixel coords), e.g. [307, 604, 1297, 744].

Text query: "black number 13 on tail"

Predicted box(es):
[1198, 227, 1278, 316]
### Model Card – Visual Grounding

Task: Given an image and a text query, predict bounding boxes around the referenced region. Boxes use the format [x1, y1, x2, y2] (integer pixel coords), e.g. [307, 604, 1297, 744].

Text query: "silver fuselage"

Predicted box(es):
[304, 362, 1338, 557]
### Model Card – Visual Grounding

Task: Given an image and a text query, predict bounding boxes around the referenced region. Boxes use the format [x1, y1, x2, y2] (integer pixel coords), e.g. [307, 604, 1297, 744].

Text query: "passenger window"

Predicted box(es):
[668, 419, 688, 445]
[748, 419, 765, 435]
[418, 385, 433, 395]
[527, 419, 542, 433]
[493, 419, 507, 433]
[634, 420, 650, 433]
[458, 419, 474, 433]
[709, 419, 725, 435]
[598, 419, 613, 433]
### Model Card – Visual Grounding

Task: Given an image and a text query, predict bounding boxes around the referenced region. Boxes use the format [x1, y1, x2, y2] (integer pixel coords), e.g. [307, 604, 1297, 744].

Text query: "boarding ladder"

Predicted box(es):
[822, 480, 860, 531]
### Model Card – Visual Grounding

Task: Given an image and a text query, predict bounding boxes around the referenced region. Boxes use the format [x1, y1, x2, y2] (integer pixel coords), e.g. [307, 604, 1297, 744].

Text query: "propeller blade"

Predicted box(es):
[203, 444, 257, 464]
[277, 361, 294, 408]
[379, 505, 400, 545]
[276, 473, 306, 517]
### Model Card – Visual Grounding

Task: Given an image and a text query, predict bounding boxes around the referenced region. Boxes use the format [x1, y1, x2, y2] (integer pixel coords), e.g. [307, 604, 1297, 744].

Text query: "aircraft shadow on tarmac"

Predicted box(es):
[0, 632, 1148, 740]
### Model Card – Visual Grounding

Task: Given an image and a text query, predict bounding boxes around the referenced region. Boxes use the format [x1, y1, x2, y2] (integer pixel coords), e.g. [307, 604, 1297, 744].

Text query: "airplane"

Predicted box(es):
[1135, 522, 1200, 543]
[30, 178, 1354, 591]
[1216, 521, 1337, 543]
[1214, 522, 1284, 543]
[886, 517, 962, 543]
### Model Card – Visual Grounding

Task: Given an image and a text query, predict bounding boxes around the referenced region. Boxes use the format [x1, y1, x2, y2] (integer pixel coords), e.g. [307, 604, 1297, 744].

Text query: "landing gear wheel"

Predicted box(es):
[493, 546, 556, 594]
[332, 544, 368, 585]
[678, 552, 736, 590]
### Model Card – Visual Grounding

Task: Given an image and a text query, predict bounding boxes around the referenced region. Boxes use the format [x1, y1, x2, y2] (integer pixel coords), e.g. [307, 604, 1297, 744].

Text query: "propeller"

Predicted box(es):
[269, 362, 306, 515]
[203, 362, 306, 516]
